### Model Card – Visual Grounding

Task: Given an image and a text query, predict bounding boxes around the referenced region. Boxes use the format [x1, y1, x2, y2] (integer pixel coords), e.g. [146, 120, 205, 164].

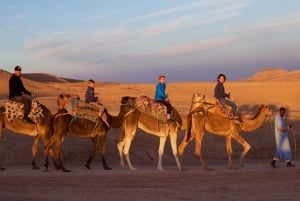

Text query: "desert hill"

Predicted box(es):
[247, 68, 300, 82]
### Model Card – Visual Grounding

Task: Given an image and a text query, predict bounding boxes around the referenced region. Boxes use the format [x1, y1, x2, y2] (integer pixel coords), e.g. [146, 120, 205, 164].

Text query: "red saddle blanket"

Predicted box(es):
[135, 95, 168, 122]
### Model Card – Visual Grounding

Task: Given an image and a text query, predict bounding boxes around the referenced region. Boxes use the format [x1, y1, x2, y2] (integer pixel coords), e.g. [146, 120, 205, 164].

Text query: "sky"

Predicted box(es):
[1, 0, 300, 83]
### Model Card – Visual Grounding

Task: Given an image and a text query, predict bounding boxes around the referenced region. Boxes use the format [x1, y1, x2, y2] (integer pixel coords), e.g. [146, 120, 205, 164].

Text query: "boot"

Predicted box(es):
[271, 159, 277, 168]
[286, 161, 296, 167]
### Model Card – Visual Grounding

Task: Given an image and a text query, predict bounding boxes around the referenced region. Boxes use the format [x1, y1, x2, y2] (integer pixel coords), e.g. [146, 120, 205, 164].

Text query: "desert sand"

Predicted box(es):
[0, 68, 300, 201]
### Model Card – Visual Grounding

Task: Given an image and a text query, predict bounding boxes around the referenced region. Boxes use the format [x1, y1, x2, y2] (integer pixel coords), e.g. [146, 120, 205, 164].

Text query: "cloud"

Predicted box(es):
[131, 0, 234, 21]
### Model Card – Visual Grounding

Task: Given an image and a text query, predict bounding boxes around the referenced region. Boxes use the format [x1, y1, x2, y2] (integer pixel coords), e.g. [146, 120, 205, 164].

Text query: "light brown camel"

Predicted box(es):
[117, 96, 183, 171]
[0, 100, 54, 170]
[178, 103, 272, 170]
[44, 94, 125, 172]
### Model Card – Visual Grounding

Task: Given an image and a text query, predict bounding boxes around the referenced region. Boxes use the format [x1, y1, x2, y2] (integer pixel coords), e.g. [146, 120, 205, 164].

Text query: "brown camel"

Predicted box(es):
[0, 100, 53, 170]
[178, 102, 272, 170]
[44, 94, 125, 172]
[117, 96, 183, 171]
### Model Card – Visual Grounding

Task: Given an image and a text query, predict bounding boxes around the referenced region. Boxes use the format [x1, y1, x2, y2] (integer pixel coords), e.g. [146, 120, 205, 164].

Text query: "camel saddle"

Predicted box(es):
[135, 95, 168, 122]
[68, 95, 105, 123]
[4, 99, 44, 123]
[191, 93, 235, 119]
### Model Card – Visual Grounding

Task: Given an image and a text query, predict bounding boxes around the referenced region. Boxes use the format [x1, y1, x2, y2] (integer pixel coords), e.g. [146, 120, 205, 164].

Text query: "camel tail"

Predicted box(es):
[185, 112, 193, 142]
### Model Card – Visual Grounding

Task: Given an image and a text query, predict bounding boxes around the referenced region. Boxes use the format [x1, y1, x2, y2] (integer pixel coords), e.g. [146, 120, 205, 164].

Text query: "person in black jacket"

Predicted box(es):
[85, 79, 99, 104]
[214, 74, 240, 123]
[9, 66, 35, 123]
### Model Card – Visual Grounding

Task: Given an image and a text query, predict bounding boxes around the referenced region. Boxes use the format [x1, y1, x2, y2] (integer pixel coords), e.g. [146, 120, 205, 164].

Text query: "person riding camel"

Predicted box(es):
[154, 75, 172, 121]
[214, 73, 241, 124]
[9, 66, 35, 123]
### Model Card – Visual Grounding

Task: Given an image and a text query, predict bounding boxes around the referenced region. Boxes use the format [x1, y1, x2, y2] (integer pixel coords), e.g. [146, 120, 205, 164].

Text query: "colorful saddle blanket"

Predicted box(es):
[191, 94, 234, 119]
[5, 99, 44, 123]
[68, 96, 105, 123]
[135, 95, 168, 122]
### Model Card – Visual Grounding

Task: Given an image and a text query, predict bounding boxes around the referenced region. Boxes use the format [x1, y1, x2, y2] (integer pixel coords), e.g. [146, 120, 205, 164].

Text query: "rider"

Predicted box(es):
[154, 75, 172, 121]
[214, 73, 240, 123]
[9, 66, 35, 123]
[85, 79, 100, 104]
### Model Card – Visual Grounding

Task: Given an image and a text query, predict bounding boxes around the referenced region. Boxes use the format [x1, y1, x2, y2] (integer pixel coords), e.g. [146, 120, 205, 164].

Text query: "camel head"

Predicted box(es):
[121, 96, 136, 107]
[256, 104, 273, 118]
[119, 96, 138, 115]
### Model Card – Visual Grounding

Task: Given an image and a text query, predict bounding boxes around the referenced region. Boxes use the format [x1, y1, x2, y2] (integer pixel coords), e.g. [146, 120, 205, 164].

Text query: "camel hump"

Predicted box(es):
[191, 93, 217, 112]
[191, 93, 236, 119]
[135, 95, 168, 122]
[69, 94, 105, 123]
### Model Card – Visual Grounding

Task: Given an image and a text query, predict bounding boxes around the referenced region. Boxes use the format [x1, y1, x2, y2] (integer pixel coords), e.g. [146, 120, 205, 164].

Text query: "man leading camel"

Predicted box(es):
[271, 107, 295, 168]
[9, 65, 35, 123]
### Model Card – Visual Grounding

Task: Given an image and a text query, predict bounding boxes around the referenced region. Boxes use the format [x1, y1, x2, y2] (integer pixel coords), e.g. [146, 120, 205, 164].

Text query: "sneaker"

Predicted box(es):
[271, 160, 277, 168]
[287, 162, 296, 167]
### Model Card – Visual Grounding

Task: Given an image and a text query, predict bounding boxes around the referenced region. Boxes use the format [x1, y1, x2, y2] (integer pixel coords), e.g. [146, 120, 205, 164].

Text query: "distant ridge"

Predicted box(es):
[247, 68, 300, 82]
[22, 73, 83, 83]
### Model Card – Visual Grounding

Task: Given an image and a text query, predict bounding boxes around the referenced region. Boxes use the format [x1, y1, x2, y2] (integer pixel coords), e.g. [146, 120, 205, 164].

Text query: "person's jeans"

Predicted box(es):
[219, 98, 238, 117]
[155, 100, 172, 114]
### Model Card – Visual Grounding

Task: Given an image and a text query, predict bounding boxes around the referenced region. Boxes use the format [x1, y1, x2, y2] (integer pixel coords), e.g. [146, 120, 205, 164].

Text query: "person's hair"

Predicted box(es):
[217, 74, 226, 81]
[279, 107, 286, 112]
[158, 75, 166, 80]
[88, 79, 95, 84]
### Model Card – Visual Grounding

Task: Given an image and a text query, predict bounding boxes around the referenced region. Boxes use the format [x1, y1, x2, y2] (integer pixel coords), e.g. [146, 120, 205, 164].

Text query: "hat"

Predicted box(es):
[14, 66, 22, 71]
[158, 75, 166, 80]
[88, 79, 95, 84]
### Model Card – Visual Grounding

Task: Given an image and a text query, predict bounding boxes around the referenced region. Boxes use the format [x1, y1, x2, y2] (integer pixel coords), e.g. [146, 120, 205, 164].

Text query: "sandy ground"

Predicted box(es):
[0, 69, 300, 201]
[1, 162, 300, 201]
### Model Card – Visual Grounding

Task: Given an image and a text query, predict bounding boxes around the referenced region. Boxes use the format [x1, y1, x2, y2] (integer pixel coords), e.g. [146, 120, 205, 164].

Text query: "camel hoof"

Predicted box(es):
[129, 167, 138, 171]
[0, 167, 5, 171]
[85, 164, 91, 170]
[204, 167, 214, 171]
[104, 166, 112, 170]
[32, 166, 40, 170]
[62, 169, 71, 172]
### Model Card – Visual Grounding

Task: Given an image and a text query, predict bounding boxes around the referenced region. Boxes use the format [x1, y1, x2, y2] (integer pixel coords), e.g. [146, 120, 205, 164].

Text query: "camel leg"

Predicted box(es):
[53, 138, 70, 172]
[44, 137, 55, 171]
[158, 136, 167, 171]
[0, 115, 5, 171]
[31, 136, 41, 169]
[0, 116, 5, 171]
[123, 136, 136, 170]
[232, 135, 251, 168]
[194, 129, 212, 171]
[85, 137, 97, 170]
[40, 134, 61, 170]
[44, 135, 69, 172]
[98, 132, 111, 170]
[178, 131, 195, 171]
[169, 131, 182, 171]
[117, 129, 126, 168]
[225, 136, 235, 169]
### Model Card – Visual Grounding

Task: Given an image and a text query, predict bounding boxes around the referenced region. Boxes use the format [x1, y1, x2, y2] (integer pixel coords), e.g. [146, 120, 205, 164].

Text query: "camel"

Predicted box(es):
[44, 94, 125, 172]
[178, 97, 272, 170]
[117, 96, 183, 171]
[0, 99, 54, 170]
